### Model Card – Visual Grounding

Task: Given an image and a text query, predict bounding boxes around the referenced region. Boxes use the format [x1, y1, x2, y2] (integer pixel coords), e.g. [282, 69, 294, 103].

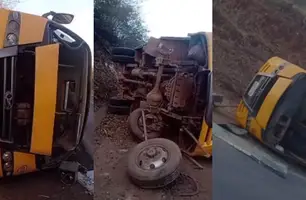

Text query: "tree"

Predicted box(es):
[94, 0, 148, 50]
[95, 0, 148, 104]
[0, 0, 20, 9]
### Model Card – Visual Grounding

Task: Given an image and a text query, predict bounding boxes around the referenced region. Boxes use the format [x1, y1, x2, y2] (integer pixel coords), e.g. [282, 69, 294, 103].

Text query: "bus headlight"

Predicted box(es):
[7, 20, 20, 32]
[2, 151, 12, 162]
[6, 33, 18, 46]
[4, 11, 20, 47]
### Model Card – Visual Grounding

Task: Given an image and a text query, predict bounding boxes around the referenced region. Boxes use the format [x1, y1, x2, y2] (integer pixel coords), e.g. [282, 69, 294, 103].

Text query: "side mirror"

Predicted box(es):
[52, 13, 74, 24]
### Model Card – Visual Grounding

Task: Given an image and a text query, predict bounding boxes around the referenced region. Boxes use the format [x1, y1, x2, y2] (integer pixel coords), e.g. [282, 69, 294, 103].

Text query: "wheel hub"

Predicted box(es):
[137, 146, 169, 170]
[138, 112, 162, 133]
[146, 147, 157, 157]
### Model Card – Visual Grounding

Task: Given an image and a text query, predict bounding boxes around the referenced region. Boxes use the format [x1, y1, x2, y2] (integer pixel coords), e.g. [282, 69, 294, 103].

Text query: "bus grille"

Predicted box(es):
[0, 57, 16, 143]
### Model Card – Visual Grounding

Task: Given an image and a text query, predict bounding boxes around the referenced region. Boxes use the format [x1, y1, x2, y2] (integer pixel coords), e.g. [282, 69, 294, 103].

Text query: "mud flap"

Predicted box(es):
[30, 44, 59, 156]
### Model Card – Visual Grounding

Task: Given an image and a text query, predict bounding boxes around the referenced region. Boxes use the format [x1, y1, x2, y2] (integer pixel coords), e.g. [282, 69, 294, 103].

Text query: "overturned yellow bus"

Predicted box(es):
[0, 9, 92, 177]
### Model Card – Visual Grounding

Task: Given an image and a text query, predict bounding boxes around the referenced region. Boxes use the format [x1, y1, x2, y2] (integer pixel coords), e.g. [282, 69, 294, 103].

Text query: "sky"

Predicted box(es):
[15, 0, 93, 52]
[141, 0, 212, 37]
[14, 0, 212, 49]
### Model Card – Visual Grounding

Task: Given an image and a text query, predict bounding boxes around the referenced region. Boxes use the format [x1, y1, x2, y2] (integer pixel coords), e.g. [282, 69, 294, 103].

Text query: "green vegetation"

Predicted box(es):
[94, 0, 148, 49]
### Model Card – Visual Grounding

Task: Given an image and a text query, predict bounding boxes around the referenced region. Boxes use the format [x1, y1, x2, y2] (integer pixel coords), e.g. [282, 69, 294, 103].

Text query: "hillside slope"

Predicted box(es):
[213, 0, 306, 103]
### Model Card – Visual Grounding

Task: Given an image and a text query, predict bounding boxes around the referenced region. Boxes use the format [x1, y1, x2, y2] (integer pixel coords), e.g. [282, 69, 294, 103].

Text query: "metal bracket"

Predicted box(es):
[59, 161, 87, 185]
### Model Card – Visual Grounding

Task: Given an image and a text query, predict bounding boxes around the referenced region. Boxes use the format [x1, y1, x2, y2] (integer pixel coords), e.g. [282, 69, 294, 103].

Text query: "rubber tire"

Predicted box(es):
[128, 108, 161, 140]
[111, 54, 135, 64]
[109, 98, 133, 107]
[111, 47, 135, 57]
[127, 138, 182, 188]
[129, 100, 141, 113]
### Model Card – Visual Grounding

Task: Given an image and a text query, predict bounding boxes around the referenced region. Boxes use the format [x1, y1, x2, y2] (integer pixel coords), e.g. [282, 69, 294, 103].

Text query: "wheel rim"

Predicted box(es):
[136, 145, 169, 170]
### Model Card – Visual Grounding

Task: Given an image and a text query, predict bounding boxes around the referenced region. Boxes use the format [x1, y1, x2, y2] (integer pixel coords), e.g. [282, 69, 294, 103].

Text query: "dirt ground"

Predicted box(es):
[213, 0, 306, 103]
[94, 107, 212, 200]
[0, 144, 93, 200]
[0, 171, 92, 200]
[0, 118, 94, 200]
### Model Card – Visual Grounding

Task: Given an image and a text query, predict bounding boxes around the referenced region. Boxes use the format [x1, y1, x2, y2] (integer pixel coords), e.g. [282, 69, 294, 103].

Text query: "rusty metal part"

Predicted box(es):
[160, 108, 183, 120]
[139, 101, 148, 109]
[126, 63, 138, 68]
[159, 108, 203, 122]
[146, 64, 164, 107]
[131, 68, 173, 79]
[122, 94, 135, 100]
[157, 43, 173, 56]
[164, 73, 194, 109]
[159, 37, 189, 61]
[142, 37, 162, 57]
[167, 73, 178, 110]
[134, 87, 147, 98]
[146, 65, 197, 73]
[142, 37, 174, 58]
[181, 127, 205, 152]
[168, 60, 197, 67]
[181, 150, 204, 170]
[214, 105, 237, 108]
[186, 144, 194, 152]
[141, 110, 148, 141]
[119, 76, 152, 87]
[192, 72, 205, 114]
[131, 68, 156, 78]
[16, 103, 31, 126]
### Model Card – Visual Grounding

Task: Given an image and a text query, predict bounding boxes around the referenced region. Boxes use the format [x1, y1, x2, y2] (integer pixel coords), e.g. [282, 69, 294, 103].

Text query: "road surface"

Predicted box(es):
[213, 136, 306, 200]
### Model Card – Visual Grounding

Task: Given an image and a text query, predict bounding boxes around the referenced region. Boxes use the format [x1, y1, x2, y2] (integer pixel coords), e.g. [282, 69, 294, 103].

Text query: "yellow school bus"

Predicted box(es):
[0, 9, 92, 177]
[236, 57, 306, 163]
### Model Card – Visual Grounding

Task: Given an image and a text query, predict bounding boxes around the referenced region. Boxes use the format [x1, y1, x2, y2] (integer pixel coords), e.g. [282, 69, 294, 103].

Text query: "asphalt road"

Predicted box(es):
[213, 136, 306, 200]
